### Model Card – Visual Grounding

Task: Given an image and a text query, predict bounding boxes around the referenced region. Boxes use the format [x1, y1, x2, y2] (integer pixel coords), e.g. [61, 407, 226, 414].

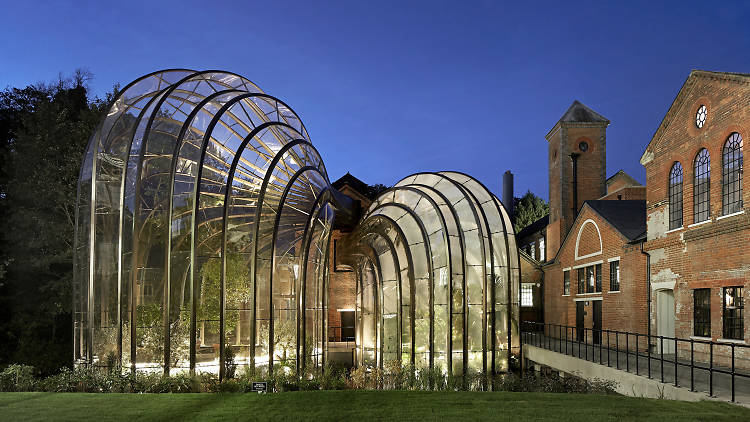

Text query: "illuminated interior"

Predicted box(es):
[73, 69, 519, 378]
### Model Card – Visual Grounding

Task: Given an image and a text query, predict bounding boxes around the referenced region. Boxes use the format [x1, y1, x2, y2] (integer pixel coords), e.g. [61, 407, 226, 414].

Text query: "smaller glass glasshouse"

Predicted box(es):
[73, 69, 520, 378]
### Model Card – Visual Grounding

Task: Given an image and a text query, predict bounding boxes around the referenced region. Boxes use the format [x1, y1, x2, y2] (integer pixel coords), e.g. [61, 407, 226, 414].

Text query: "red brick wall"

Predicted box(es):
[600, 186, 646, 201]
[547, 127, 563, 257]
[642, 72, 750, 367]
[566, 126, 607, 213]
[576, 221, 601, 257]
[543, 206, 648, 348]
[520, 254, 544, 323]
[606, 173, 637, 193]
[546, 122, 608, 259]
[328, 230, 357, 341]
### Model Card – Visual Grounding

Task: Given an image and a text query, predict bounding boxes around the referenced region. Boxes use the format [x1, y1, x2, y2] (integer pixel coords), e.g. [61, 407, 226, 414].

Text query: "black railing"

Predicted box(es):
[521, 321, 750, 402]
[328, 326, 356, 343]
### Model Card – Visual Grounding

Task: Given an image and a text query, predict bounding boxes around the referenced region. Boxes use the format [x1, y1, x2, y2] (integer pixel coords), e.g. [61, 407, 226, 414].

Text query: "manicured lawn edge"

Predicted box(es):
[1, 390, 749, 421]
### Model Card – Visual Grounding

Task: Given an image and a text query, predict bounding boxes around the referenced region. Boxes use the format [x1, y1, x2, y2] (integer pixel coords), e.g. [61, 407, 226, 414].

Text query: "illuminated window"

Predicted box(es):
[609, 260, 620, 291]
[577, 268, 585, 294]
[693, 148, 711, 223]
[595, 264, 602, 292]
[722, 132, 743, 215]
[521, 284, 534, 307]
[539, 237, 545, 261]
[723, 287, 744, 340]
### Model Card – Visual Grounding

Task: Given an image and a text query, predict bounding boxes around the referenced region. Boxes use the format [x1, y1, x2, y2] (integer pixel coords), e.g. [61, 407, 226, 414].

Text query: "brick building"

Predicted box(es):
[517, 100, 649, 344]
[520, 70, 750, 368]
[328, 70, 750, 369]
[641, 70, 749, 366]
[326, 173, 373, 364]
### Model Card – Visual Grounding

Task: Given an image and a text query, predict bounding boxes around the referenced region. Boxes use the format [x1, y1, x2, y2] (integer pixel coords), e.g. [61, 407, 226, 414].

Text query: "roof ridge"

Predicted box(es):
[558, 100, 610, 124]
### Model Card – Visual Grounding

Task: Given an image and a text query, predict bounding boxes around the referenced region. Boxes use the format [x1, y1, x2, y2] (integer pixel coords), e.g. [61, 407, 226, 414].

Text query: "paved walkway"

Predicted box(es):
[523, 332, 750, 404]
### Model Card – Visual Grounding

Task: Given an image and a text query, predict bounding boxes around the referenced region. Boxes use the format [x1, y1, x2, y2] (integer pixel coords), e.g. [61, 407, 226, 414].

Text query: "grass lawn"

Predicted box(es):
[1, 390, 748, 421]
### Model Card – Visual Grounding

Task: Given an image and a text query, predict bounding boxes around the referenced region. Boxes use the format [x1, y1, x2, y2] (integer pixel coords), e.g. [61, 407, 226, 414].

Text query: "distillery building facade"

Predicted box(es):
[520, 70, 749, 368]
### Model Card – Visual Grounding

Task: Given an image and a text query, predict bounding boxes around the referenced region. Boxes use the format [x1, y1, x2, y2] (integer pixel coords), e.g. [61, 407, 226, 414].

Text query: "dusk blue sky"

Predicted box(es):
[2, 1, 749, 200]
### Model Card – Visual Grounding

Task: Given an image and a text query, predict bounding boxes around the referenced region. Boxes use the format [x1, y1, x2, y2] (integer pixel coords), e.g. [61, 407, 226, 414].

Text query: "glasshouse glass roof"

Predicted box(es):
[73, 69, 519, 379]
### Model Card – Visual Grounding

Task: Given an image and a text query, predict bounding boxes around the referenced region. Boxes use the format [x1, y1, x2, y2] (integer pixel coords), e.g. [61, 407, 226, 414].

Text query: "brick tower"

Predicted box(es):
[545, 100, 609, 258]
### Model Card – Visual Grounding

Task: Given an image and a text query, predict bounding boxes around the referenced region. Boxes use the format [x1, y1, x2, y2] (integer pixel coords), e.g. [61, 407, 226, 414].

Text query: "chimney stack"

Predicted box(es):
[502, 170, 514, 218]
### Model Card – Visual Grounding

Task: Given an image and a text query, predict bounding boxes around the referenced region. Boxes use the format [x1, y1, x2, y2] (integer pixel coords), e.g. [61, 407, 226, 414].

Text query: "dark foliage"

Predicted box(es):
[0, 362, 617, 395]
[364, 183, 389, 200]
[513, 190, 549, 232]
[0, 71, 113, 375]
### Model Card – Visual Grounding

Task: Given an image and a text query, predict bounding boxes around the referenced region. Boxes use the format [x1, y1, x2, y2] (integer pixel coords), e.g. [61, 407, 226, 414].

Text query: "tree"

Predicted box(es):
[0, 71, 112, 374]
[513, 190, 549, 232]
[364, 183, 388, 200]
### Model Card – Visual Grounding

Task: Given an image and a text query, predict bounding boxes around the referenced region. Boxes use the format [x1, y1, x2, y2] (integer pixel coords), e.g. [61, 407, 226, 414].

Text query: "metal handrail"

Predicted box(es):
[328, 325, 356, 343]
[520, 321, 749, 402]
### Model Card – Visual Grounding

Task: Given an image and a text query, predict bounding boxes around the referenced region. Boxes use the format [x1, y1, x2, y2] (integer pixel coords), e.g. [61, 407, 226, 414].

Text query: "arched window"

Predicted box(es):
[722, 132, 743, 215]
[694, 148, 711, 223]
[669, 162, 683, 229]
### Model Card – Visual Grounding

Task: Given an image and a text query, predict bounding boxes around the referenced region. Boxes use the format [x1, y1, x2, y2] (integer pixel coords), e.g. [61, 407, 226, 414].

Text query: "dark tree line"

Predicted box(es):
[513, 190, 549, 233]
[0, 71, 115, 374]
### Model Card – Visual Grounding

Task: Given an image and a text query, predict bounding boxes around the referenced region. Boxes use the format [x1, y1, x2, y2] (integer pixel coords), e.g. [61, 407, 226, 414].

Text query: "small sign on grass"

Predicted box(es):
[252, 381, 267, 393]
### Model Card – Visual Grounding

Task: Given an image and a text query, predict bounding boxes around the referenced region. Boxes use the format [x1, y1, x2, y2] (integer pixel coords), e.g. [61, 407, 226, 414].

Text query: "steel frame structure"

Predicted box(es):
[341, 172, 520, 375]
[74, 69, 520, 379]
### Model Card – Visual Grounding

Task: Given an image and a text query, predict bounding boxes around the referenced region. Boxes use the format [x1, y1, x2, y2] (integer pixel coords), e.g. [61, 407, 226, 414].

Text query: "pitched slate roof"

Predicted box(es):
[332, 172, 369, 196]
[559, 100, 610, 124]
[516, 214, 549, 240]
[584, 200, 646, 241]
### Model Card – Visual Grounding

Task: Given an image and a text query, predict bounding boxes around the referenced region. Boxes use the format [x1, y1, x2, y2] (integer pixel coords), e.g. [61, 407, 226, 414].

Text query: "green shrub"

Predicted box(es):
[0, 360, 618, 395]
[318, 363, 347, 390]
[383, 359, 403, 390]
[218, 378, 241, 393]
[490, 372, 618, 394]
[0, 364, 36, 392]
[348, 366, 368, 389]
[197, 372, 220, 393]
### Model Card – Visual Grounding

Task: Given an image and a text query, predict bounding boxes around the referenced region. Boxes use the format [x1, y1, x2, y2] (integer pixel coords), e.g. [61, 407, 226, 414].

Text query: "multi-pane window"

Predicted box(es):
[595, 264, 602, 292]
[693, 289, 711, 337]
[563, 270, 570, 295]
[576, 264, 602, 294]
[722, 132, 743, 215]
[586, 266, 594, 293]
[521, 284, 533, 307]
[723, 286, 744, 340]
[609, 260, 620, 291]
[578, 268, 585, 294]
[529, 241, 535, 259]
[539, 237, 545, 261]
[669, 162, 683, 229]
[694, 148, 711, 223]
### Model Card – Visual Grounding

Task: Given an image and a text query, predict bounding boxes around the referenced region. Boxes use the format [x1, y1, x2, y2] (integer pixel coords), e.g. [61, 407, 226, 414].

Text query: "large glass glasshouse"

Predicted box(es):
[73, 69, 519, 378]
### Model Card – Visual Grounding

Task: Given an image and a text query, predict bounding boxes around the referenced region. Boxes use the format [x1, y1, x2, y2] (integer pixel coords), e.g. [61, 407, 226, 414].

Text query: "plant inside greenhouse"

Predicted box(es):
[73, 70, 520, 380]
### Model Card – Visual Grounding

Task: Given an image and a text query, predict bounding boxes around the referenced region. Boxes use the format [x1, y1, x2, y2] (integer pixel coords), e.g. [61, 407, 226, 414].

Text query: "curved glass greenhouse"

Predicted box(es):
[340, 173, 519, 375]
[73, 69, 519, 378]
